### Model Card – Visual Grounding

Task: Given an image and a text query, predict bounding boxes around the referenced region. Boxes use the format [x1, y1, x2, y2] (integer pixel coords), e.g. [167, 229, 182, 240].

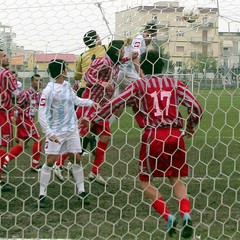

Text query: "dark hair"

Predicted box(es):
[48, 59, 66, 79]
[83, 30, 98, 48]
[31, 74, 41, 81]
[144, 22, 157, 34]
[106, 40, 124, 64]
[140, 50, 164, 75]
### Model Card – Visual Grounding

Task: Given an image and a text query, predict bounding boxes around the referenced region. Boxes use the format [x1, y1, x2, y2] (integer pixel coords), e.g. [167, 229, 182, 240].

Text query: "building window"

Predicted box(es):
[176, 16, 183, 22]
[176, 30, 184, 37]
[152, 15, 158, 24]
[176, 46, 184, 52]
[176, 61, 183, 67]
[202, 16, 208, 23]
[126, 16, 131, 23]
[124, 31, 131, 38]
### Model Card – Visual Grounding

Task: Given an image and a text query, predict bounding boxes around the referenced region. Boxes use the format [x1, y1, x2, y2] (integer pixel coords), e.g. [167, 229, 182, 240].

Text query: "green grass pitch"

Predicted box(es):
[0, 89, 240, 239]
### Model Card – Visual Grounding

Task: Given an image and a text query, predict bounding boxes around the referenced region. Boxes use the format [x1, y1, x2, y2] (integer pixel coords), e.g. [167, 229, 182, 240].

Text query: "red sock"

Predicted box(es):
[0, 149, 6, 179]
[152, 197, 171, 221]
[56, 154, 68, 167]
[179, 198, 191, 217]
[32, 141, 42, 168]
[92, 141, 108, 174]
[6, 145, 23, 162]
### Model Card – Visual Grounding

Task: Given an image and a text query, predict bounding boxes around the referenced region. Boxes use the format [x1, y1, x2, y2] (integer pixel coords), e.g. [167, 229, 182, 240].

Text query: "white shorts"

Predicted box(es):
[44, 130, 82, 155]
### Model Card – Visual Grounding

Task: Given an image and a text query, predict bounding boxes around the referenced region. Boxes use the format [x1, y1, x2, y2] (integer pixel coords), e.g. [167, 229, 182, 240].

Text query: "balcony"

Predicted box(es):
[193, 22, 214, 28]
[156, 21, 170, 28]
[190, 51, 213, 58]
[190, 37, 213, 43]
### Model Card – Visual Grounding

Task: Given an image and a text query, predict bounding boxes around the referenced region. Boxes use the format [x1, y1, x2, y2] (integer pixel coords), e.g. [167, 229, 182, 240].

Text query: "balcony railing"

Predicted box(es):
[156, 21, 170, 28]
[193, 22, 214, 28]
[190, 37, 213, 43]
[191, 51, 214, 58]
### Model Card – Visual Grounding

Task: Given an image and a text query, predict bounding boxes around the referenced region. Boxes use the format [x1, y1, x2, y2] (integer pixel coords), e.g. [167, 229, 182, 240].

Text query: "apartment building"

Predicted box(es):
[115, 1, 220, 69]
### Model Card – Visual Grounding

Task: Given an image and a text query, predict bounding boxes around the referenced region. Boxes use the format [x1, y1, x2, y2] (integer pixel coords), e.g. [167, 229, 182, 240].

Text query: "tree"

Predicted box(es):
[151, 40, 174, 73]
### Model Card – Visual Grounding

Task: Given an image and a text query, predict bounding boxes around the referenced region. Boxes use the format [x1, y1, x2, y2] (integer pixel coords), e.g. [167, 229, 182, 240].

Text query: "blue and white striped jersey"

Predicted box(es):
[38, 79, 93, 137]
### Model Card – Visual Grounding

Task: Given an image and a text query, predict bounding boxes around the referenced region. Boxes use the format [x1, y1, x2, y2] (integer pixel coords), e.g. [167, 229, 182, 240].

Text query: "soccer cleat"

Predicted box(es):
[53, 163, 64, 182]
[2, 156, 9, 168]
[82, 152, 89, 156]
[0, 181, 12, 192]
[181, 213, 193, 239]
[79, 192, 90, 205]
[167, 214, 178, 237]
[31, 165, 42, 172]
[88, 172, 108, 186]
[39, 195, 46, 208]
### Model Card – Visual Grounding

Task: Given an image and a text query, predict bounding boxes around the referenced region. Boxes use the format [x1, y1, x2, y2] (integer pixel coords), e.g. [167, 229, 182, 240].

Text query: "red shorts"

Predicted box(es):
[139, 127, 188, 181]
[0, 110, 13, 146]
[76, 106, 111, 137]
[16, 116, 41, 140]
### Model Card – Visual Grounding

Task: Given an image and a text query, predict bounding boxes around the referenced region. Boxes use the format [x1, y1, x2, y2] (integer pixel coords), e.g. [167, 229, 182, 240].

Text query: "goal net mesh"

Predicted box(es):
[0, 0, 239, 239]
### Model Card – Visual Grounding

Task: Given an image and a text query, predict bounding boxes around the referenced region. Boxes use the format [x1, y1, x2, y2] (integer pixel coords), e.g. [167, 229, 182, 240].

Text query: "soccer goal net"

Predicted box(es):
[0, 0, 239, 240]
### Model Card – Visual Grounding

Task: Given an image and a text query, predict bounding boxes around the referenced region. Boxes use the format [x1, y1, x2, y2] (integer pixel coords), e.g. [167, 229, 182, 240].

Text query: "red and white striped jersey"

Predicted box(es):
[94, 75, 203, 129]
[82, 56, 119, 105]
[0, 67, 18, 110]
[17, 87, 41, 120]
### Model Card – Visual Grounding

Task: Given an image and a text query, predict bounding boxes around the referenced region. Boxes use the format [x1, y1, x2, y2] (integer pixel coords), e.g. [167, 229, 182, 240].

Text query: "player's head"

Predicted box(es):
[48, 59, 67, 79]
[83, 30, 101, 48]
[140, 50, 164, 75]
[0, 49, 10, 69]
[106, 40, 125, 64]
[31, 74, 42, 90]
[143, 22, 158, 46]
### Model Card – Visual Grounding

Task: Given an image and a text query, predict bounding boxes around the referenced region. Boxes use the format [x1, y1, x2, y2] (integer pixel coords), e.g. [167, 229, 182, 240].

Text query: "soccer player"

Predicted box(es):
[53, 30, 107, 181]
[38, 59, 96, 208]
[118, 22, 158, 88]
[3, 74, 43, 171]
[0, 49, 19, 191]
[74, 30, 106, 97]
[77, 40, 125, 186]
[84, 50, 203, 238]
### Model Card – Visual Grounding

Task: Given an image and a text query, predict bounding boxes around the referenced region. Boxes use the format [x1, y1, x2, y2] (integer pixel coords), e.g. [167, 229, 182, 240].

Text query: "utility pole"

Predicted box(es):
[0, 22, 16, 68]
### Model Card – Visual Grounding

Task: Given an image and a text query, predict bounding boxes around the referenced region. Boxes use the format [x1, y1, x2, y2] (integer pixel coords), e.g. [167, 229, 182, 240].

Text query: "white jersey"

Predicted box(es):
[38, 79, 93, 138]
[130, 34, 147, 56]
[116, 36, 144, 89]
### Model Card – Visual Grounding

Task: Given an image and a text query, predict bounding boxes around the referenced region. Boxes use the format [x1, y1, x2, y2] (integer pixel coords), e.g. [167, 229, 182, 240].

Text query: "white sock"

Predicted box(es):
[39, 164, 52, 197]
[71, 163, 85, 194]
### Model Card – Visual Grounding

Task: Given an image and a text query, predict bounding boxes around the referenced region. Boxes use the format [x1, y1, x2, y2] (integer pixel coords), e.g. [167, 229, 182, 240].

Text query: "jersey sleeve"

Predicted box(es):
[93, 82, 137, 122]
[4, 71, 19, 96]
[177, 80, 203, 128]
[38, 88, 54, 138]
[84, 58, 108, 86]
[71, 87, 93, 107]
[74, 55, 83, 80]
[17, 90, 29, 107]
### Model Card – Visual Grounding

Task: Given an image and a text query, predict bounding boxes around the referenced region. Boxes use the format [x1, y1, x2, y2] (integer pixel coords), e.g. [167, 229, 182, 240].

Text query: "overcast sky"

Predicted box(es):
[0, 0, 239, 54]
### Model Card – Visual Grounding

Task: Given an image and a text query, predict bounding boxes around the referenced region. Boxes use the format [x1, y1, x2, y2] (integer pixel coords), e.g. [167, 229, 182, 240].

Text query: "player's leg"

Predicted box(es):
[3, 140, 24, 168]
[0, 111, 13, 191]
[0, 146, 9, 191]
[67, 131, 89, 205]
[139, 128, 177, 236]
[31, 124, 43, 171]
[88, 132, 110, 186]
[168, 129, 193, 239]
[53, 154, 69, 181]
[170, 177, 193, 239]
[39, 153, 58, 208]
[139, 178, 177, 237]
[39, 137, 62, 208]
